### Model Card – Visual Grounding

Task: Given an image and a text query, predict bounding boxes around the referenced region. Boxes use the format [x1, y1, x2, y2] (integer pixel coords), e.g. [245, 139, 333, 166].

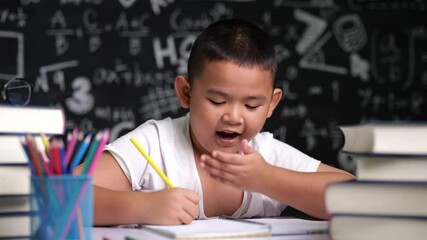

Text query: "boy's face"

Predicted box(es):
[176, 60, 282, 155]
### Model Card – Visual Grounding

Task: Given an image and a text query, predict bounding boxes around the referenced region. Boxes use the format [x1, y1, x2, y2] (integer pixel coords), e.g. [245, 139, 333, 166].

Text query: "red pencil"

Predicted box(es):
[50, 139, 62, 175]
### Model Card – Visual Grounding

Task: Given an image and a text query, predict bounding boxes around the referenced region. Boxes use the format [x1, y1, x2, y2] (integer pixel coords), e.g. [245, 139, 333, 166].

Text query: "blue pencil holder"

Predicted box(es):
[30, 175, 93, 240]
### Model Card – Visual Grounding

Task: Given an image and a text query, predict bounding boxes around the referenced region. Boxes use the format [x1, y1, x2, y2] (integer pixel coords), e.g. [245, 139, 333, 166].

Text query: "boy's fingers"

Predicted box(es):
[241, 139, 253, 155]
[184, 190, 200, 204]
[201, 155, 237, 174]
[182, 194, 199, 222]
[211, 151, 244, 166]
[179, 213, 194, 225]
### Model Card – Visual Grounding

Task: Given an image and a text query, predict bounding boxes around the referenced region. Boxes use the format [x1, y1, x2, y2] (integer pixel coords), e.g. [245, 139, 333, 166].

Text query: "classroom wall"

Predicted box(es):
[1, 0, 426, 171]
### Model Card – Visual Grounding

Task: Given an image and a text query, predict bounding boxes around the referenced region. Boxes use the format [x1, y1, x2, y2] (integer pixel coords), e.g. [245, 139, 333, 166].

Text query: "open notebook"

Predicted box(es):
[247, 217, 328, 235]
[138, 218, 271, 239]
[132, 217, 328, 239]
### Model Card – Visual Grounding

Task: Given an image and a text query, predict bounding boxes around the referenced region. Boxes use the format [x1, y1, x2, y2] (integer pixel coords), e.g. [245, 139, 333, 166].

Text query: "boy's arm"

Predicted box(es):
[74, 152, 199, 226]
[258, 163, 354, 220]
[200, 140, 355, 220]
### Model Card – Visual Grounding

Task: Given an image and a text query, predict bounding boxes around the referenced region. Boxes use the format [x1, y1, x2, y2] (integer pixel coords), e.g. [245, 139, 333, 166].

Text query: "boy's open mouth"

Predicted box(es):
[217, 131, 240, 139]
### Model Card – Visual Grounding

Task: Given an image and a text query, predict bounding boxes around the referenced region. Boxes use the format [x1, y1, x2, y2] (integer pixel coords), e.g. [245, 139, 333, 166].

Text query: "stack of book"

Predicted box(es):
[326, 122, 427, 240]
[0, 104, 65, 239]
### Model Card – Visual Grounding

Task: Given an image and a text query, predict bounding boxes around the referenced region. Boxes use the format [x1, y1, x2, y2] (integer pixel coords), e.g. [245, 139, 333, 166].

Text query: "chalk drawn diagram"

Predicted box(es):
[371, 28, 414, 89]
[138, 86, 181, 120]
[0, 31, 24, 80]
[333, 14, 369, 81]
[295, 9, 348, 75]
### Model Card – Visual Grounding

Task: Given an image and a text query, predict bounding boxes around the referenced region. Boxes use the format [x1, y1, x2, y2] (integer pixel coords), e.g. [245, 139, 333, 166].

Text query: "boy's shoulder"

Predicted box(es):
[129, 115, 189, 144]
[252, 131, 274, 146]
[135, 114, 188, 131]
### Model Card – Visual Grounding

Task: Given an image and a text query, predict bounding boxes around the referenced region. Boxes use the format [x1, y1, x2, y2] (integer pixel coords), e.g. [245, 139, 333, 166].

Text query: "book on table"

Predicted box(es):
[329, 215, 427, 240]
[0, 135, 48, 164]
[0, 135, 27, 164]
[330, 121, 427, 240]
[0, 165, 31, 195]
[0, 104, 65, 239]
[0, 165, 31, 239]
[0, 104, 65, 135]
[0, 212, 31, 239]
[339, 122, 427, 154]
[326, 180, 427, 240]
[325, 180, 427, 217]
[346, 153, 427, 181]
[0, 104, 65, 165]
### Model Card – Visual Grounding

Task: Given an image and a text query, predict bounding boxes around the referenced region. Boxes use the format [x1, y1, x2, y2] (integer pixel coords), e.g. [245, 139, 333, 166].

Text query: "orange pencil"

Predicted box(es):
[25, 134, 43, 176]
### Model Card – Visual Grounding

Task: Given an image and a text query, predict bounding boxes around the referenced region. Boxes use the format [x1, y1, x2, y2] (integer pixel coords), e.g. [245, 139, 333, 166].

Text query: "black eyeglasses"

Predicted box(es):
[1, 78, 32, 106]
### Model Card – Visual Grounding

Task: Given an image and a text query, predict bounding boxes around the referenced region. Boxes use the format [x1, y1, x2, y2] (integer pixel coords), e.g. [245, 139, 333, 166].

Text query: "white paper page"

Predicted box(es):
[247, 218, 328, 235]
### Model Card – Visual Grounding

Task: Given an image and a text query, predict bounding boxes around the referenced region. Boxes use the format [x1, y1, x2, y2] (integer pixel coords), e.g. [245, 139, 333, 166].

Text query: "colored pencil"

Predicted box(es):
[40, 132, 50, 154]
[50, 139, 62, 175]
[64, 126, 79, 169]
[69, 133, 93, 172]
[80, 131, 102, 174]
[21, 141, 35, 175]
[38, 149, 53, 176]
[25, 134, 43, 176]
[86, 129, 110, 175]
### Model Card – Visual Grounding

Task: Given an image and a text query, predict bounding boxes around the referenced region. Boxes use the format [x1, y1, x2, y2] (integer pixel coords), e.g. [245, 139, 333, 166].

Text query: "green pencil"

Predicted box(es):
[81, 131, 102, 174]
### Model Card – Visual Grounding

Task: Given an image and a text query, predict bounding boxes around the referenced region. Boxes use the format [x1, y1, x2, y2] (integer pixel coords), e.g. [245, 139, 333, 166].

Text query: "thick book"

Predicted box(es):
[0, 135, 27, 164]
[0, 135, 45, 164]
[339, 122, 427, 154]
[351, 153, 427, 181]
[138, 218, 271, 239]
[0, 104, 65, 135]
[329, 215, 427, 240]
[325, 180, 427, 217]
[0, 165, 31, 195]
[0, 212, 31, 238]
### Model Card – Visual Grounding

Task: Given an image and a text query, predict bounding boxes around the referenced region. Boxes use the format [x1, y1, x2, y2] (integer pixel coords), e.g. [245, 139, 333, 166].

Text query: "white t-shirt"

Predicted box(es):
[105, 114, 320, 219]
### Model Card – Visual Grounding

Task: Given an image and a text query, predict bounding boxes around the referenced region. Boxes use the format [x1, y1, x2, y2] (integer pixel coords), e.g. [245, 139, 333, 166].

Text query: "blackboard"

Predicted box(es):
[1, 0, 426, 171]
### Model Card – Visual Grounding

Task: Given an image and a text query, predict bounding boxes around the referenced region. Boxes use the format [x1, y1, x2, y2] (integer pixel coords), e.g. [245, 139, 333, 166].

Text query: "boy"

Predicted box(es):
[84, 18, 354, 226]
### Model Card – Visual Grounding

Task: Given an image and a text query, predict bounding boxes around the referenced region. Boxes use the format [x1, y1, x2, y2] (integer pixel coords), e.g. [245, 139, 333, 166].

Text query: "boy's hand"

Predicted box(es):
[200, 139, 273, 192]
[142, 188, 199, 225]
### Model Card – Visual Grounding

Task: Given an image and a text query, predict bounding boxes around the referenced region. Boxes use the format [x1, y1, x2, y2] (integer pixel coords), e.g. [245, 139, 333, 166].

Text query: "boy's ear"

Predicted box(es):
[174, 75, 191, 109]
[267, 88, 282, 118]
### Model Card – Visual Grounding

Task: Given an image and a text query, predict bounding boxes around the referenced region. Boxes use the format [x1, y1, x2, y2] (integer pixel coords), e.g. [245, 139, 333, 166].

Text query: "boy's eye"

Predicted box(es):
[245, 104, 259, 110]
[208, 99, 225, 105]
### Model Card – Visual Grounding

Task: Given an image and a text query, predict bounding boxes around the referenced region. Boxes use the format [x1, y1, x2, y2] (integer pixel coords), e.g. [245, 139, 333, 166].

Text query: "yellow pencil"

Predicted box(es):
[130, 137, 174, 188]
[40, 132, 50, 151]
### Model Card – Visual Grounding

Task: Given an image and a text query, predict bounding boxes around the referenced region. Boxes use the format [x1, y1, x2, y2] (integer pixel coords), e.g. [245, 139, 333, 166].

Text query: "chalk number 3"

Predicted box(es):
[66, 76, 95, 115]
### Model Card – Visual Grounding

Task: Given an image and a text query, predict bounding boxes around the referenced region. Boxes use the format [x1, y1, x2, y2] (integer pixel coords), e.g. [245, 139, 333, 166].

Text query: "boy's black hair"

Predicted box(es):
[187, 18, 277, 86]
